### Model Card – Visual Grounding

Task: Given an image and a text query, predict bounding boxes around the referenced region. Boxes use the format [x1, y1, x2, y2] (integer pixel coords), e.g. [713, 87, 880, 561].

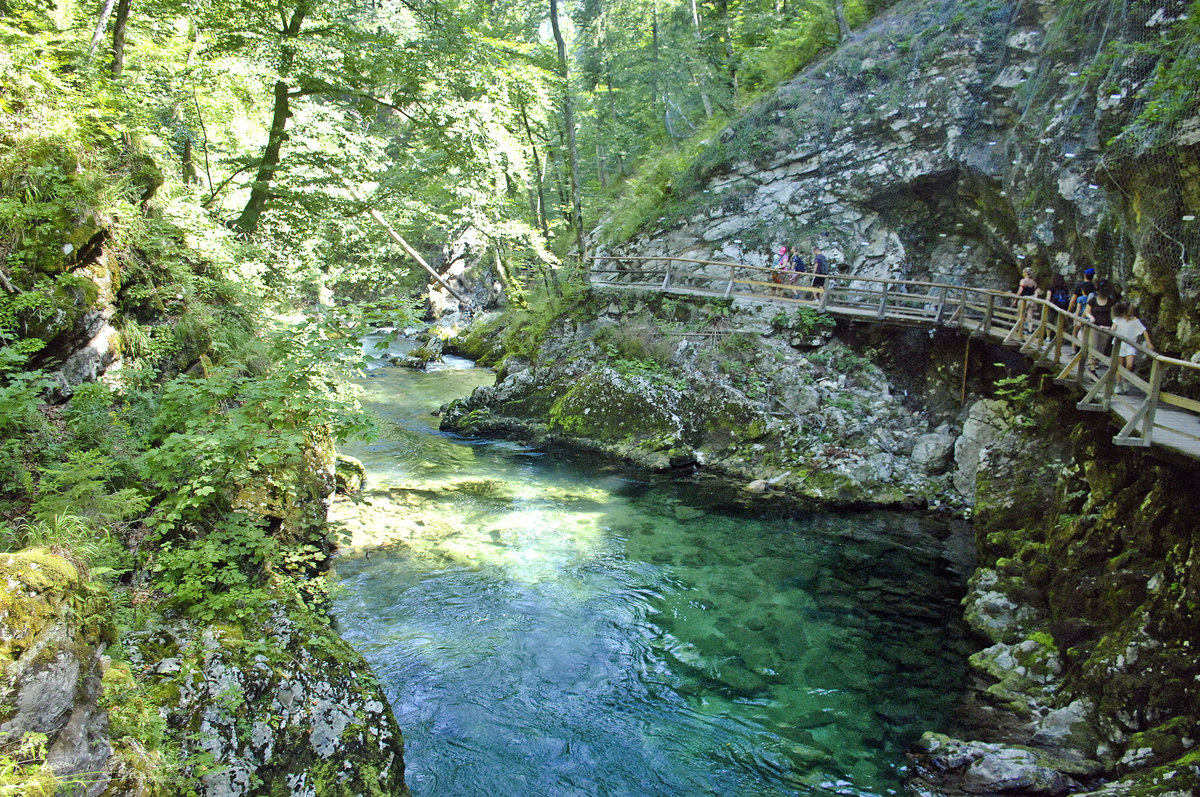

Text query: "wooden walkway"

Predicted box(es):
[590, 255, 1200, 462]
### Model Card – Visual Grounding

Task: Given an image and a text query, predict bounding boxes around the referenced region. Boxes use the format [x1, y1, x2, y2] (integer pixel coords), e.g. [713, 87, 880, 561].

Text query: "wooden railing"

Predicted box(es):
[590, 255, 1200, 459]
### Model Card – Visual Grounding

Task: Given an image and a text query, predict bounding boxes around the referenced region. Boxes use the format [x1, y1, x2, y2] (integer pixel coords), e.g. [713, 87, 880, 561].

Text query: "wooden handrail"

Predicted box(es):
[588, 254, 1200, 459]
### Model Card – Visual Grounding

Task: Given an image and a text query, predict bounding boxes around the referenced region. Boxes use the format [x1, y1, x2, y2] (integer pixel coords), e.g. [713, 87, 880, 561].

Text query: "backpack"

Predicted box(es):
[1050, 287, 1070, 309]
[814, 255, 829, 275]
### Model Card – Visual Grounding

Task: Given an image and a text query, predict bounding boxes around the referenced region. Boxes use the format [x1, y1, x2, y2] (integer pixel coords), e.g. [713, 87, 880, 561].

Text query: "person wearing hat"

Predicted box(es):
[1068, 267, 1098, 351]
[1069, 268, 1096, 315]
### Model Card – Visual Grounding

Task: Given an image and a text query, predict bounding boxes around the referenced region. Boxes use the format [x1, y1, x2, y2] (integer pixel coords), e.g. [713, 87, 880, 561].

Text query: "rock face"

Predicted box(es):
[124, 610, 410, 797]
[909, 395, 1200, 796]
[0, 549, 409, 797]
[445, 292, 974, 508]
[0, 550, 115, 796]
[603, 0, 1200, 355]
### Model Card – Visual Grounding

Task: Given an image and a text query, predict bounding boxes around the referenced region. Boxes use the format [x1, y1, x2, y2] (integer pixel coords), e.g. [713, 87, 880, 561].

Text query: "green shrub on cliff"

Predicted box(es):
[0, 732, 59, 796]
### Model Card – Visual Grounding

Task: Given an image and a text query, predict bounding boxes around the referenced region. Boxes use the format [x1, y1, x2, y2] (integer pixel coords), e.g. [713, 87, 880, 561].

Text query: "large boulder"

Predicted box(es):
[125, 609, 410, 797]
[952, 399, 1011, 499]
[0, 549, 116, 796]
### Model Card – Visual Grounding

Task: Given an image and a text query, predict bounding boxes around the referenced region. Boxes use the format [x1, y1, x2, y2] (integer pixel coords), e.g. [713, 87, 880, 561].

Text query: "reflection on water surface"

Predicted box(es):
[332, 353, 971, 796]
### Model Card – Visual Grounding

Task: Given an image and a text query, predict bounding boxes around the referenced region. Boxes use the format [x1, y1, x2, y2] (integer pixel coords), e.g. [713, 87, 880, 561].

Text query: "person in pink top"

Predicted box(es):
[771, 245, 788, 295]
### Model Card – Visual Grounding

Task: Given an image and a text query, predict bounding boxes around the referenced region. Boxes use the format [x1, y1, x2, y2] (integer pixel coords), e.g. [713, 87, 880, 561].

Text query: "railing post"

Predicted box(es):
[934, 286, 949, 324]
[1103, 338, 1121, 405]
[1141, 358, 1164, 442]
[1076, 326, 1091, 384]
[661, 260, 672, 291]
[818, 278, 831, 311]
[724, 264, 735, 298]
[877, 283, 889, 319]
[983, 293, 995, 337]
[1053, 310, 1065, 365]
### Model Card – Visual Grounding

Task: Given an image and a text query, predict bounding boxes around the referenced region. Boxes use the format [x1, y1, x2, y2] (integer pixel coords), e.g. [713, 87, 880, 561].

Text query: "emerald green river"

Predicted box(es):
[331, 343, 973, 796]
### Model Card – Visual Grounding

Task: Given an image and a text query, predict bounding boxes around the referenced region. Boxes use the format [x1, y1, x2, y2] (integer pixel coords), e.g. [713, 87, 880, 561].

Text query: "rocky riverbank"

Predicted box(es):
[0, 464, 411, 797]
[443, 293, 991, 510]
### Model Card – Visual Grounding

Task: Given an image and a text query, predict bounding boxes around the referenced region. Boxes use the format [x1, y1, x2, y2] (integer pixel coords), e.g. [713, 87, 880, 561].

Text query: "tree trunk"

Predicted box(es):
[518, 102, 550, 238]
[833, 0, 851, 39]
[182, 138, 197, 184]
[88, 0, 117, 57]
[715, 0, 738, 98]
[689, 0, 714, 118]
[233, 80, 291, 235]
[109, 0, 131, 77]
[600, 9, 624, 175]
[549, 0, 583, 261]
[652, 3, 670, 138]
[232, 2, 309, 236]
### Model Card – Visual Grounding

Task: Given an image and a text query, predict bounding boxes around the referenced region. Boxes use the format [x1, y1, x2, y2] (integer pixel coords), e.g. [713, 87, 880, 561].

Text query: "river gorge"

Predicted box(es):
[329, 339, 975, 796]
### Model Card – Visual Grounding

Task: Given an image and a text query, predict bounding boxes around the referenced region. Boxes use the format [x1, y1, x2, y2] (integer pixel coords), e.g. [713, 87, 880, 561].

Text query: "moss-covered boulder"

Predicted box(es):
[0, 549, 117, 795]
[123, 606, 410, 797]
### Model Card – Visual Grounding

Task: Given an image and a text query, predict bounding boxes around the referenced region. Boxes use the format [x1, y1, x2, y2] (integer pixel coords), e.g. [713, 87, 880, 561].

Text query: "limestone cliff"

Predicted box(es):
[906, 389, 1200, 797]
[579, 7, 1200, 786]
[604, 0, 1200, 355]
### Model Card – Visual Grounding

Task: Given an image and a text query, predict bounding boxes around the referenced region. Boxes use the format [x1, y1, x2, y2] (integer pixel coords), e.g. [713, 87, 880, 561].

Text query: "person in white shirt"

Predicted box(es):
[1110, 301, 1154, 393]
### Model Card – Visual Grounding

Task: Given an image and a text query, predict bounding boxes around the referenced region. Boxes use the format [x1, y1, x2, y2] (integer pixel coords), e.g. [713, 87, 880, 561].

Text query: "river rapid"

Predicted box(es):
[330, 339, 974, 797]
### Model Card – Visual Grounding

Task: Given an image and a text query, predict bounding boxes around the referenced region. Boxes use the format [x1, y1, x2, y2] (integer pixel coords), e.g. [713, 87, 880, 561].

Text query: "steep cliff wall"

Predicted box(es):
[906, 387, 1200, 796]
[606, 0, 1200, 355]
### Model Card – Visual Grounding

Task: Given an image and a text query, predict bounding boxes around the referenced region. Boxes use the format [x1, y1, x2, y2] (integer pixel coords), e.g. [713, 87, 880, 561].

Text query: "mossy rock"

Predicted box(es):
[0, 549, 83, 661]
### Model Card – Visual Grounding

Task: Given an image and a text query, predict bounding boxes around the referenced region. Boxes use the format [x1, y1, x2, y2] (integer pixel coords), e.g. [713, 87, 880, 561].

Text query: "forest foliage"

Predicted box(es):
[0, 0, 885, 787]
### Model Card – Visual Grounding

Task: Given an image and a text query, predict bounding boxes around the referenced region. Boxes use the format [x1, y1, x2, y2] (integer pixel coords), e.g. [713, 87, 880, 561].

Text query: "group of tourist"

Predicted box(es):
[771, 244, 830, 294]
[1014, 265, 1154, 394]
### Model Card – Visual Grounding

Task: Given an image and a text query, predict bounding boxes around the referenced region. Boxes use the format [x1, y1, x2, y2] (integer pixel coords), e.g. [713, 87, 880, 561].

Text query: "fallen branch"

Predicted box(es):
[340, 181, 468, 305]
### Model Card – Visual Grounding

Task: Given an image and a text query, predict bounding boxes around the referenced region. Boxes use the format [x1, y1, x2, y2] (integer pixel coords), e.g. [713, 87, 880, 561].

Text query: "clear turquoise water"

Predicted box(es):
[332, 351, 972, 796]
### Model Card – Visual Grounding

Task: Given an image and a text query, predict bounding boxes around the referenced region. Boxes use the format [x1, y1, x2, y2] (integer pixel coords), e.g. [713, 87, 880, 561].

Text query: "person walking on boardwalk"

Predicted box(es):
[811, 246, 830, 290]
[1047, 273, 1071, 311]
[771, 245, 788, 295]
[788, 246, 806, 297]
[1068, 267, 1097, 348]
[1015, 267, 1038, 332]
[1110, 301, 1154, 394]
[1085, 282, 1116, 360]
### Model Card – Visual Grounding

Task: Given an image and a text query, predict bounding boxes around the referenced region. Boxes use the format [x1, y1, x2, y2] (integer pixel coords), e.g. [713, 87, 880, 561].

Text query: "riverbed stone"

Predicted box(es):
[912, 733, 1084, 796]
[961, 745, 1079, 794]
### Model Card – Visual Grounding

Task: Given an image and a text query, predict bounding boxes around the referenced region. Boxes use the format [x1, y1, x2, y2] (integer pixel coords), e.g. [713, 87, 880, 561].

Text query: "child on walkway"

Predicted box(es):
[1110, 302, 1154, 394]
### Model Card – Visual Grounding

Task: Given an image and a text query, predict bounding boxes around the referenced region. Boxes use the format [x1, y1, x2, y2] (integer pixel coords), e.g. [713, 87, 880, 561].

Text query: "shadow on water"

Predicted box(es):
[331, 352, 973, 797]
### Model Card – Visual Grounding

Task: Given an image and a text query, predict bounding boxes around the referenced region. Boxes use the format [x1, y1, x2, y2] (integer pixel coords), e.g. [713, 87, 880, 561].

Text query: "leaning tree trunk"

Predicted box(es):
[233, 80, 292, 236]
[88, 0, 117, 57]
[232, 2, 309, 236]
[833, 0, 851, 39]
[518, 102, 550, 238]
